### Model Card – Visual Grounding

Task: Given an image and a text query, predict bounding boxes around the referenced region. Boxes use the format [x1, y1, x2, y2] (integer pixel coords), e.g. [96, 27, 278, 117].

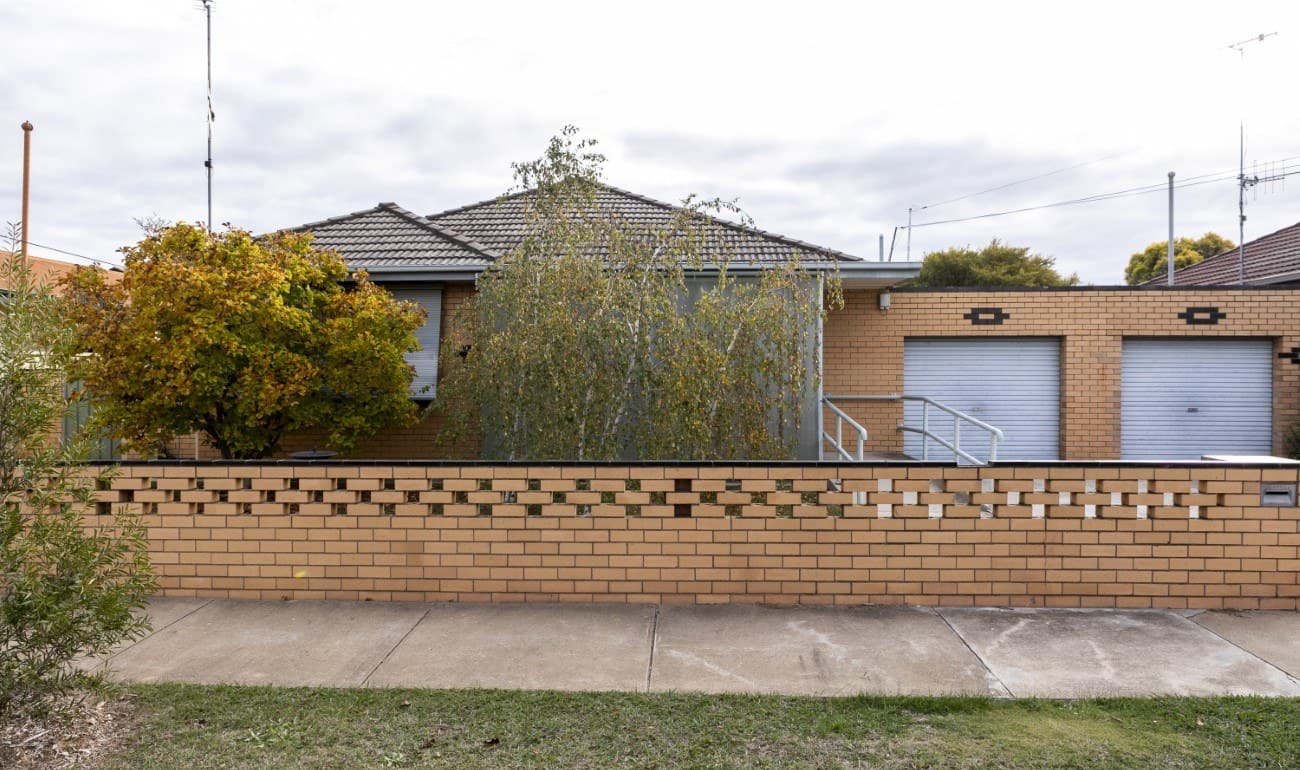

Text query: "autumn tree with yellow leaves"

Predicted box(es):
[61, 225, 425, 459]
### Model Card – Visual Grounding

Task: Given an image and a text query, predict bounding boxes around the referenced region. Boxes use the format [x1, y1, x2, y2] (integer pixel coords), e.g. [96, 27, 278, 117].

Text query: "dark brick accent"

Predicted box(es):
[1177, 307, 1227, 325]
[1279, 347, 1300, 365]
[962, 307, 1010, 325]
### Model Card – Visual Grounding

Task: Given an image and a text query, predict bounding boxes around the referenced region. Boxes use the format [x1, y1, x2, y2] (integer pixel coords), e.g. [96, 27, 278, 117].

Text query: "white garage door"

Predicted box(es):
[903, 338, 1060, 461]
[1121, 339, 1273, 459]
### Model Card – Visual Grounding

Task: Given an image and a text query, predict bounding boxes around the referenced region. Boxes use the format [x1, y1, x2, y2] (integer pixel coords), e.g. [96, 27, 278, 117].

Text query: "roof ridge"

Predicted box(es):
[285, 203, 393, 234]
[428, 181, 864, 262]
[426, 189, 531, 221]
[592, 182, 863, 262]
[374, 202, 501, 260]
[283, 202, 500, 262]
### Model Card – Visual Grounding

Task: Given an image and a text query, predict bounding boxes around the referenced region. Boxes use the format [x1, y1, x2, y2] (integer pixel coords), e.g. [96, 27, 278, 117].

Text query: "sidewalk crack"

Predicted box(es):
[361, 606, 431, 687]
[645, 605, 660, 693]
[109, 598, 213, 661]
[935, 608, 1014, 698]
[1184, 613, 1300, 688]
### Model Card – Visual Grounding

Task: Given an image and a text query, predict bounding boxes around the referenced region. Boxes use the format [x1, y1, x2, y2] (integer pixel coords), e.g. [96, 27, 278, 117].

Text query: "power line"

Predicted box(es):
[908, 174, 1239, 229]
[920, 152, 1127, 211]
[25, 241, 122, 269]
[907, 158, 1300, 231]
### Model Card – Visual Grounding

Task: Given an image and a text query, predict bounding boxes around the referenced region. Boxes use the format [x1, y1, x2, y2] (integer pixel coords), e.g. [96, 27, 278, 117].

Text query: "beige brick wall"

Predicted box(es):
[92, 462, 1300, 610]
[823, 288, 1300, 460]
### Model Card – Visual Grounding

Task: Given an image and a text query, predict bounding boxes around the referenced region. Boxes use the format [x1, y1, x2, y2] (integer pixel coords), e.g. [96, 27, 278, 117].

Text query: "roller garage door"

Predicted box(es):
[903, 338, 1060, 461]
[1121, 339, 1273, 459]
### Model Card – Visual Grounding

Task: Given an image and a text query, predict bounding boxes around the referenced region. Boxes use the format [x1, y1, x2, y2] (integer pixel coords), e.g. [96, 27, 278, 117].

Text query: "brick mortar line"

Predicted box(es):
[360, 606, 431, 687]
[933, 608, 1013, 698]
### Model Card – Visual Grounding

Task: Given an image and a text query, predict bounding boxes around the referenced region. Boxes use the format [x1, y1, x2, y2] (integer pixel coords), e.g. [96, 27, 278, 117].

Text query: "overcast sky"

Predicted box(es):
[2, 0, 1298, 282]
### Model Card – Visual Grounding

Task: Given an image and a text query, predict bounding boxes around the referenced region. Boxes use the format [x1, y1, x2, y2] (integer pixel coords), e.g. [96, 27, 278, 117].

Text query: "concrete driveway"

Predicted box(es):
[89, 598, 1300, 698]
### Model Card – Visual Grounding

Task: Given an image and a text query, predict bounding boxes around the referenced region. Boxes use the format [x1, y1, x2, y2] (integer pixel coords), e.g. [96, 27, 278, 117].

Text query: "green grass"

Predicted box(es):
[103, 685, 1300, 769]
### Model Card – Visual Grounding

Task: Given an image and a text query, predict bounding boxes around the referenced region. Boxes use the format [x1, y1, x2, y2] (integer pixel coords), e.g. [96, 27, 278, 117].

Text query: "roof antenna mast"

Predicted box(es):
[1229, 32, 1276, 284]
[201, 0, 214, 234]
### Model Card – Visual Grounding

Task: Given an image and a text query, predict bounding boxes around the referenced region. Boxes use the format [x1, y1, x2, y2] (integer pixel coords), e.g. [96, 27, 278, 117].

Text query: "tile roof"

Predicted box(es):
[426, 183, 865, 264]
[285, 203, 497, 272]
[1151, 221, 1300, 285]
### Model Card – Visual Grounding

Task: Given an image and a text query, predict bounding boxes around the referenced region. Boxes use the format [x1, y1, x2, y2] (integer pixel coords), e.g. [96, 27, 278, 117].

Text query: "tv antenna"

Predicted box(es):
[200, 0, 214, 233]
[1229, 32, 1277, 284]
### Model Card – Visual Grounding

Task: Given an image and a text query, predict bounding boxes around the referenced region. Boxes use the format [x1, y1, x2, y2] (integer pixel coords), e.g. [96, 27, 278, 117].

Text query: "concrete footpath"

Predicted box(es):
[86, 599, 1300, 698]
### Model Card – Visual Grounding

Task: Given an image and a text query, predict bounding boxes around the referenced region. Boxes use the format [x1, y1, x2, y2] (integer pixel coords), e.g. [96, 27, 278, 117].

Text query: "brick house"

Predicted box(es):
[272, 190, 1300, 463]
[275, 189, 913, 460]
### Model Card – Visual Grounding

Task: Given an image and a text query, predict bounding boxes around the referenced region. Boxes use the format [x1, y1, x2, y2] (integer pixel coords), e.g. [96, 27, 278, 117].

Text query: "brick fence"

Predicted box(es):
[90, 461, 1300, 610]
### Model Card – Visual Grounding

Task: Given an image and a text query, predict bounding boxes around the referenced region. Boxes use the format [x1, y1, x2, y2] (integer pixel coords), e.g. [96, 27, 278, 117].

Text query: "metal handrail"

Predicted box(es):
[821, 398, 867, 462]
[823, 394, 1005, 465]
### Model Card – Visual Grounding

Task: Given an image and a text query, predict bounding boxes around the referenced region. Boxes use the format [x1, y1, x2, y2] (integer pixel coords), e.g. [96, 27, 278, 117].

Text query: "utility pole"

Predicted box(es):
[1229, 32, 1277, 284]
[1166, 171, 1175, 285]
[202, 0, 214, 233]
[20, 121, 32, 259]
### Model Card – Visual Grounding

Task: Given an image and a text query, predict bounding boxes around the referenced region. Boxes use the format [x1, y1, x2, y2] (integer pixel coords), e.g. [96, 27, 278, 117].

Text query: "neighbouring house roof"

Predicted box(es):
[285, 202, 498, 274]
[427, 182, 865, 265]
[1149, 221, 1300, 286]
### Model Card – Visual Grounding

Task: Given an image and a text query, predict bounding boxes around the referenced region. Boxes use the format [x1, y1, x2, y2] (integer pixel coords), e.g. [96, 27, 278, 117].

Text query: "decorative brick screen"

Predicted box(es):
[92, 462, 1300, 610]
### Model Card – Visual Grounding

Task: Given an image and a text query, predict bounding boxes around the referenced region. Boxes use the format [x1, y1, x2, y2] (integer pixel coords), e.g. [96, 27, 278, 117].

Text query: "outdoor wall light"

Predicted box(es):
[878, 290, 891, 313]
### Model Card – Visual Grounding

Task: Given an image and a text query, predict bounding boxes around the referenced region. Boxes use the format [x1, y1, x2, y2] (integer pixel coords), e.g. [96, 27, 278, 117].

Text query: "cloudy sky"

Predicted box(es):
[1, 0, 1297, 282]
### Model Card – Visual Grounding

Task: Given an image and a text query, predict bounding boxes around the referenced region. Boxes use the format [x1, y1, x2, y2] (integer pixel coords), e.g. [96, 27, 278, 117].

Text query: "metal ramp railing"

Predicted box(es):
[821, 394, 1005, 465]
[821, 397, 868, 462]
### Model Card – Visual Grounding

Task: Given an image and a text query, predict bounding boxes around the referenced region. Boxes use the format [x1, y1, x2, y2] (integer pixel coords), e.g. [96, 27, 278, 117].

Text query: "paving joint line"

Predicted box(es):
[109, 598, 213, 660]
[644, 605, 660, 693]
[360, 606, 432, 687]
[933, 608, 1014, 698]
[1183, 612, 1300, 687]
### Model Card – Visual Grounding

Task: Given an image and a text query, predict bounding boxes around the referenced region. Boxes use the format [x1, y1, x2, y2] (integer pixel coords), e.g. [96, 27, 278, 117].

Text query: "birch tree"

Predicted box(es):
[434, 129, 840, 461]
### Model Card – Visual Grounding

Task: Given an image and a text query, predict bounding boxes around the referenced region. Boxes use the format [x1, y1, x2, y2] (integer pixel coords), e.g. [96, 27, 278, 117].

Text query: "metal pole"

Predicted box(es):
[878, 233, 884, 262]
[203, 0, 213, 233]
[816, 273, 824, 462]
[19, 121, 32, 259]
[921, 400, 929, 461]
[1238, 122, 1246, 284]
[1166, 171, 1175, 286]
[905, 207, 913, 261]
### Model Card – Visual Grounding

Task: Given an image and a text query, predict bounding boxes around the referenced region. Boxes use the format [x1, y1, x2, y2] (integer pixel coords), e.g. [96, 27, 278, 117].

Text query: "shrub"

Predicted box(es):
[0, 229, 156, 718]
[1284, 423, 1300, 461]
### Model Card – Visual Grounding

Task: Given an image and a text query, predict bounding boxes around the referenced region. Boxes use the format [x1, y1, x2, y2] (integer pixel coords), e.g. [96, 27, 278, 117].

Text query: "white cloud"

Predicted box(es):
[1, 0, 1297, 281]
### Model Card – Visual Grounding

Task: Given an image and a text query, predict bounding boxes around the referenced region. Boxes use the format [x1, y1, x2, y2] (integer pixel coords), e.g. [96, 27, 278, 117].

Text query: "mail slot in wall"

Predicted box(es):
[1260, 484, 1298, 507]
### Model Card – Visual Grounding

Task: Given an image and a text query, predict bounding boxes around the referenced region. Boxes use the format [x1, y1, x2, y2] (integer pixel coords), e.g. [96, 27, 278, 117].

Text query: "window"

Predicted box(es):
[383, 284, 443, 399]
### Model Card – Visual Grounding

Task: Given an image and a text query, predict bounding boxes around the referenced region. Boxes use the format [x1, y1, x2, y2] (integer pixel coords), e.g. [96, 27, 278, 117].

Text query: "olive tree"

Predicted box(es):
[0, 226, 155, 718]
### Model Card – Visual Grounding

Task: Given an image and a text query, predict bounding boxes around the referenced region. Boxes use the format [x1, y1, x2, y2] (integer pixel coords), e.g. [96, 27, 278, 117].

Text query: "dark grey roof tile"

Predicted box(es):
[427, 182, 864, 264]
[1149, 220, 1300, 285]
[282, 203, 496, 272]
